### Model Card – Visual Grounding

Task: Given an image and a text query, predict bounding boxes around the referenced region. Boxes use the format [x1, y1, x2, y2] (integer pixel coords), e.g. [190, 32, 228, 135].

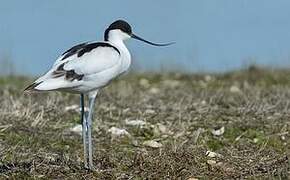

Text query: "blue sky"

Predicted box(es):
[1, 0, 290, 75]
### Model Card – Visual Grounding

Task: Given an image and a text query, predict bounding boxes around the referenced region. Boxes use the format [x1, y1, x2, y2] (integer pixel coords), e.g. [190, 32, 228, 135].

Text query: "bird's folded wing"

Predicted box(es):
[25, 42, 121, 91]
[61, 45, 121, 76]
[33, 44, 121, 84]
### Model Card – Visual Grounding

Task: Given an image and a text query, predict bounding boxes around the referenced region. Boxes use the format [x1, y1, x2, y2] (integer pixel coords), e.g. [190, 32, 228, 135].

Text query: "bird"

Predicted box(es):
[24, 19, 174, 170]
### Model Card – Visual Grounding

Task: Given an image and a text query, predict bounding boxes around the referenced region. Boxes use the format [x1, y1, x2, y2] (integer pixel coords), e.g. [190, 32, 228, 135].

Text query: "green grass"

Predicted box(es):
[1, 67, 290, 179]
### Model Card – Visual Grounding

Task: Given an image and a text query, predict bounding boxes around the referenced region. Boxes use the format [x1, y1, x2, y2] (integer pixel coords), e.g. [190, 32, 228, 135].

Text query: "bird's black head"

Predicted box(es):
[104, 20, 132, 41]
[104, 19, 175, 47]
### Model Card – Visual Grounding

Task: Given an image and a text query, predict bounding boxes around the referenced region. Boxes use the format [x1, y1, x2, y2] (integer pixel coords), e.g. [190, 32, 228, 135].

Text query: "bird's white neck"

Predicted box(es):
[107, 34, 131, 73]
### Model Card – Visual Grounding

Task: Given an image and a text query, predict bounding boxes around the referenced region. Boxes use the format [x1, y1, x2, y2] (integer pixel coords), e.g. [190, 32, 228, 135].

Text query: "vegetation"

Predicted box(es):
[0, 67, 290, 179]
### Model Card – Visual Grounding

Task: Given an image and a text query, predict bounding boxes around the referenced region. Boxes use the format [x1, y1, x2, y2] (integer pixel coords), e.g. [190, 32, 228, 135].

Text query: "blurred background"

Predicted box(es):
[1, 0, 290, 75]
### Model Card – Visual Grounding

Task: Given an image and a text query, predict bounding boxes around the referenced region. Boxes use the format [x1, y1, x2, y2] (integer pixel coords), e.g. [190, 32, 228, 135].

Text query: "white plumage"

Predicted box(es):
[33, 42, 126, 93]
[25, 19, 173, 170]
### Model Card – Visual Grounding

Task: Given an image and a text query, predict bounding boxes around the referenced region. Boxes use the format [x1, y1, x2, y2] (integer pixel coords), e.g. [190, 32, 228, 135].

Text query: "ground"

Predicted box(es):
[1, 67, 290, 179]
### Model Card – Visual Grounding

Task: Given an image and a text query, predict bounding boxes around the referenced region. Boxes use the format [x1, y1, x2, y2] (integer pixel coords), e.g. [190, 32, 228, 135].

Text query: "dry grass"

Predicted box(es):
[1, 67, 290, 179]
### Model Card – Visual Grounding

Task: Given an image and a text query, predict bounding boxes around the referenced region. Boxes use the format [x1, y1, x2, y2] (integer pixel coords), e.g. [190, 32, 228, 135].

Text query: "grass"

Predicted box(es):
[1, 66, 290, 179]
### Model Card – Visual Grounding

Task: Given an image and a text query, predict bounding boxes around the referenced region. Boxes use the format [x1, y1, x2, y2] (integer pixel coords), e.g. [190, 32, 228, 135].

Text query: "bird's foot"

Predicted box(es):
[84, 164, 99, 172]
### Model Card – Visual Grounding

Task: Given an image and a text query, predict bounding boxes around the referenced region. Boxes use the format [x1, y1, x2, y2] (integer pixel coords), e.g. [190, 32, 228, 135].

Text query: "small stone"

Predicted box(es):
[161, 134, 169, 138]
[143, 140, 162, 148]
[145, 109, 155, 114]
[65, 104, 79, 111]
[211, 127, 225, 136]
[206, 151, 222, 158]
[108, 127, 130, 138]
[70, 124, 82, 135]
[216, 162, 223, 166]
[125, 119, 147, 126]
[156, 123, 167, 134]
[253, 138, 259, 143]
[149, 87, 160, 94]
[201, 100, 207, 105]
[281, 135, 286, 141]
[230, 85, 241, 93]
[267, 116, 272, 120]
[207, 160, 217, 165]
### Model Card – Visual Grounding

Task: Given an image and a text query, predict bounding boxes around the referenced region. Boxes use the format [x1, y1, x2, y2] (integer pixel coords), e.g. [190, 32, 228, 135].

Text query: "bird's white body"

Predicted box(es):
[25, 20, 173, 170]
[33, 30, 131, 94]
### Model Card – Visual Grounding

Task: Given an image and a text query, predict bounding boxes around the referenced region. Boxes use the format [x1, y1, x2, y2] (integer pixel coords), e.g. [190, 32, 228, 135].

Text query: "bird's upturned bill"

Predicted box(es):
[131, 34, 175, 46]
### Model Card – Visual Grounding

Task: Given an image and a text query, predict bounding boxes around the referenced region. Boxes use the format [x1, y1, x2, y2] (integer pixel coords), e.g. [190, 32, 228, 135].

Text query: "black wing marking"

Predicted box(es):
[61, 42, 120, 61]
[77, 42, 120, 57]
[24, 81, 43, 91]
[61, 42, 88, 60]
[53, 63, 84, 81]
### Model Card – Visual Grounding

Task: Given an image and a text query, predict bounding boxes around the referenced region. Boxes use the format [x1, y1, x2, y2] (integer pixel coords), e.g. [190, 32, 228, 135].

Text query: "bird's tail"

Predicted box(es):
[23, 81, 43, 92]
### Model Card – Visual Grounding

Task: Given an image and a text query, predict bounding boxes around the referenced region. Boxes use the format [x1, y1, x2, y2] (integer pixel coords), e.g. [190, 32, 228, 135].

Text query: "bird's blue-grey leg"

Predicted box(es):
[87, 90, 98, 170]
[80, 94, 88, 169]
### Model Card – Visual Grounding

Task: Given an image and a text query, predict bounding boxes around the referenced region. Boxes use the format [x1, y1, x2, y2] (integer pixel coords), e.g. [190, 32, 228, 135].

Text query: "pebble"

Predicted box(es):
[211, 126, 225, 136]
[108, 127, 130, 137]
[143, 140, 163, 148]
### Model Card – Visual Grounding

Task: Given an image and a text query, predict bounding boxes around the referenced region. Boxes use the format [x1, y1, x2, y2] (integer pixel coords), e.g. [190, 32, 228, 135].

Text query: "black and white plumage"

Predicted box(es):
[25, 19, 173, 170]
[27, 41, 123, 93]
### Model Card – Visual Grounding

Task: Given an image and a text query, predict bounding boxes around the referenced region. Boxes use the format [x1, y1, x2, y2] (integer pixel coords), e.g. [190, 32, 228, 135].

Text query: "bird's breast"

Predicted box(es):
[118, 47, 131, 74]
